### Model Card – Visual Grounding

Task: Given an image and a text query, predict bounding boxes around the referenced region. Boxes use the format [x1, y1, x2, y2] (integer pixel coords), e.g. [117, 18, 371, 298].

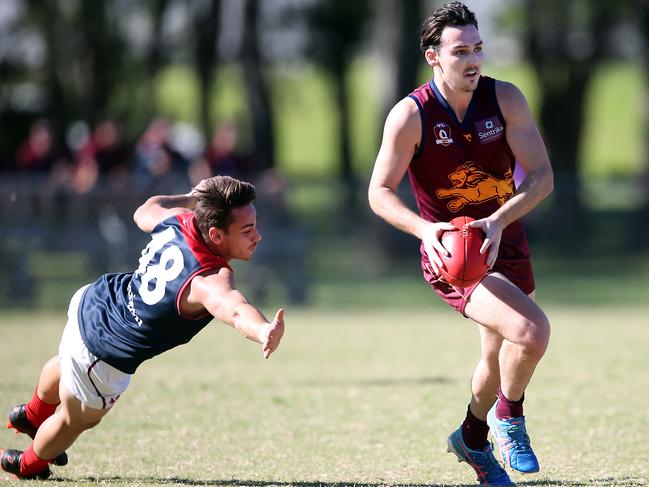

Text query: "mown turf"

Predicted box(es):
[1, 305, 647, 486]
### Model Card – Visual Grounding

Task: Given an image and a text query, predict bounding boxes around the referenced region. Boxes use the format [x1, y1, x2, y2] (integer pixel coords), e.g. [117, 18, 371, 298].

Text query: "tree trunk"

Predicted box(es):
[375, 0, 423, 120]
[38, 2, 69, 129]
[241, 0, 275, 173]
[193, 0, 221, 144]
[333, 65, 352, 181]
[145, 0, 171, 119]
[639, 1, 649, 211]
[331, 53, 360, 221]
[536, 64, 591, 218]
[523, 0, 608, 224]
[634, 0, 649, 248]
[79, 0, 113, 125]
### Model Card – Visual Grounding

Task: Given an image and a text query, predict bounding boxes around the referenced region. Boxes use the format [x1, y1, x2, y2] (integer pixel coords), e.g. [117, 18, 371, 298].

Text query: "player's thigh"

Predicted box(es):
[476, 288, 536, 361]
[465, 273, 549, 347]
[59, 382, 112, 427]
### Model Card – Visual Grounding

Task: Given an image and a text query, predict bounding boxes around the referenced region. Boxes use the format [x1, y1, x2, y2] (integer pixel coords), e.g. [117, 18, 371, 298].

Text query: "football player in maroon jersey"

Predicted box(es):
[369, 2, 553, 485]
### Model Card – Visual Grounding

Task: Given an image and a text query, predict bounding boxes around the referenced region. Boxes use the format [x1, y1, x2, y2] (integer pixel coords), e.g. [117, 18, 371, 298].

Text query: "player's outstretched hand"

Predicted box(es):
[262, 308, 285, 359]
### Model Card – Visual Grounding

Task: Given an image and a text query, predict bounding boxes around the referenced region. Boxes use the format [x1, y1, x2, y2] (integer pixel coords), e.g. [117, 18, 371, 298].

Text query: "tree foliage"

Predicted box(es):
[517, 0, 635, 216]
[301, 0, 371, 181]
[2, 0, 648, 203]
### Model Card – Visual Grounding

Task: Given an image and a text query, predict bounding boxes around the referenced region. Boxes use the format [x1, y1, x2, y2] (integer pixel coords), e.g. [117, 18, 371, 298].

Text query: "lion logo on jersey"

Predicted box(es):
[435, 162, 514, 212]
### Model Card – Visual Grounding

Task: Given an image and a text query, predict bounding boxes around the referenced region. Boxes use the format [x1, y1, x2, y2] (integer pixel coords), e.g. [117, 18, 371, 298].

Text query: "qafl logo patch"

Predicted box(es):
[433, 122, 453, 146]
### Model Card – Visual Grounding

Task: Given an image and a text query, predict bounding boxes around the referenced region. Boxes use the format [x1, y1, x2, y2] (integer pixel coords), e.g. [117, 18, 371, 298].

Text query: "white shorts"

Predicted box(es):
[58, 285, 132, 410]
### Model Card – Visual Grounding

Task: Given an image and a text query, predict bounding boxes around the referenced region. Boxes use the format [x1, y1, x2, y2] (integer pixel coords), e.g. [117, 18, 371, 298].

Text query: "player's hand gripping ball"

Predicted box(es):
[437, 216, 489, 288]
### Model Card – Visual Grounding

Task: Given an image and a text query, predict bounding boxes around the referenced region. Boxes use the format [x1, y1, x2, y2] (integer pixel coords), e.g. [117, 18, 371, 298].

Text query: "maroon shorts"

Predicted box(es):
[422, 255, 535, 316]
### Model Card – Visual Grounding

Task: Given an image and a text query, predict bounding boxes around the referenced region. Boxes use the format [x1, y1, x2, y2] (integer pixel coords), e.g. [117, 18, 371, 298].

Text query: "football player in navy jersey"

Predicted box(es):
[2, 176, 285, 480]
[368, 2, 553, 486]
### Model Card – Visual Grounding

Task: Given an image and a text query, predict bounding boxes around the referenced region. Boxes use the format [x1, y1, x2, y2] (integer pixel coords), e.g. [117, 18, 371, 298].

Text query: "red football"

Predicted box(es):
[437, 216, 489, 288]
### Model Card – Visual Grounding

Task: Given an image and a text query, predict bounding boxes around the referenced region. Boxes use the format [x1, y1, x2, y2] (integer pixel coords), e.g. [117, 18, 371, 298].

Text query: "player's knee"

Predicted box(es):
[519, 314, 550, 360]
[82, 417, 102, 430]
[73, 416, 102, 433]
[62, 411, 104, 432]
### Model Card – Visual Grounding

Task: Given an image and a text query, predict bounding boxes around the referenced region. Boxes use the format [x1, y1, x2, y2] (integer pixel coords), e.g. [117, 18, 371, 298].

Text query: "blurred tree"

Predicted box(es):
[189, 0, 221, 143]
[520, 0, 622, 220]
[0, 0, 130, 163]
[0, 1, 68, 161]
[143, 0, 173, 118]
[374, 0, 423, 121]
[8, 0, 137, 141]
[631, 0, 649, 244]
[25, 0, 68, 129]
[637, 1, 649, 201]
[75, 0, 131, 125]
[241, 0, 276, 172]
[303, 0, 371, 184]
[370, 0, 424, 252]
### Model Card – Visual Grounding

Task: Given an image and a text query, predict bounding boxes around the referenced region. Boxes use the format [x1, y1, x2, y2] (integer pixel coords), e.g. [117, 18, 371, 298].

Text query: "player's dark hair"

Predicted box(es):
[420, 1, 478, 52]
[194, 176, 256, 240]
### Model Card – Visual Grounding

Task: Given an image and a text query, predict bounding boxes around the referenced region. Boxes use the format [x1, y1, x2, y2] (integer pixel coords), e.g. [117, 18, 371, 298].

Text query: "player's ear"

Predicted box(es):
[425, 47, 438, 68]
[208, 226, 224, 244]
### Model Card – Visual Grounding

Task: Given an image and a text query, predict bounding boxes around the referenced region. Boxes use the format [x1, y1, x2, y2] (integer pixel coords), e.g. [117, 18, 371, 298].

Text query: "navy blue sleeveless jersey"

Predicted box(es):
[78, 212, 231, 373]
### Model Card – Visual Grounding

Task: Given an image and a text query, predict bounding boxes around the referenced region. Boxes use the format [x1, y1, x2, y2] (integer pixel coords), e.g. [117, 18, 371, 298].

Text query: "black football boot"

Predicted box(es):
[7, 404, 68, 466]
[0, 449, 51, 480]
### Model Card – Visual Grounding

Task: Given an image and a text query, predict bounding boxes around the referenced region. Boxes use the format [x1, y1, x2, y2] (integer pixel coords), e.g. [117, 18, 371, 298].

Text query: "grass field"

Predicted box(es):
[1, 305, 647, 487]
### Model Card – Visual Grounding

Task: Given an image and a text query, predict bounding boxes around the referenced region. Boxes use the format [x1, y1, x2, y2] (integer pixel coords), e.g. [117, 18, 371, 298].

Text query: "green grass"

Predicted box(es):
[1, 307, 647, 486]
[12, 230, 649, 311]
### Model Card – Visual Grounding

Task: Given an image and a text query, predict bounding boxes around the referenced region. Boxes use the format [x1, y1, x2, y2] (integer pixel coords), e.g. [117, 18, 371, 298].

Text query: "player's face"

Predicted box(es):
[219, 203, 262, 261]
[428, 24, 483, 93]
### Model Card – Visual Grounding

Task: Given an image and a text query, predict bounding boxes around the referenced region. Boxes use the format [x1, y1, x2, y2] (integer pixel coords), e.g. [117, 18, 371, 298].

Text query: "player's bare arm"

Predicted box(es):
[468, 81, 554, 267]
[188, 268, 285, 359]
[133, 193, 196, 233]
[369, 97, 455, 272]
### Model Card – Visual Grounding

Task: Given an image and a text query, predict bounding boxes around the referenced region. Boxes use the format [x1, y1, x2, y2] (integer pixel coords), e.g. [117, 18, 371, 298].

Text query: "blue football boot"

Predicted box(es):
[447, 427, 514, 486]
[487, 404, 539, 473]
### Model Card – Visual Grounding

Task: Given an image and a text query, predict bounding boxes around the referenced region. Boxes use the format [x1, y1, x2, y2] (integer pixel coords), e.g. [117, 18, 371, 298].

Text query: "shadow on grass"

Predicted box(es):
[49, 478, 478, 487]
[295, 376, 454, 388]
[47, 476, 647, 487]
[516, 479, 647, 487]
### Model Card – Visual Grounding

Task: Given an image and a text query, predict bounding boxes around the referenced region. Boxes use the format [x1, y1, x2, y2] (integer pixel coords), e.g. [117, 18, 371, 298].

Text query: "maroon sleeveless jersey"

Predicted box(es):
[408, 76, 534, 301]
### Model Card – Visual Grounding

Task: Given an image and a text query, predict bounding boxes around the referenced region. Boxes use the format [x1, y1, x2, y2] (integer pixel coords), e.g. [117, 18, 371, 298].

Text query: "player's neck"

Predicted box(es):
[204, 236, 230, 262]
[433, 75, 474, 123]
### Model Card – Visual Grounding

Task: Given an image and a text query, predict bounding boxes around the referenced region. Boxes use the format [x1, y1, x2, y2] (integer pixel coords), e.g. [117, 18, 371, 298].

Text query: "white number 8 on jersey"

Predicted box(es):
[136, 227, 185, 305]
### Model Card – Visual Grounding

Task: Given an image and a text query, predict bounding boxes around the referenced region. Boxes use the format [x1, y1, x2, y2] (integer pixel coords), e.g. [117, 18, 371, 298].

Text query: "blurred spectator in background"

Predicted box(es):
[72, 119, 130, 194]
[6, 120, 73, 301]
[15, 118, 73, 195]
[15, 119, 69, 175]
[189, 121, 308, 304]
[14, 118, 72, 211]
[247, 168, 309, 304]
[189, 120, 251, 185]
[134, 117, 189, 194]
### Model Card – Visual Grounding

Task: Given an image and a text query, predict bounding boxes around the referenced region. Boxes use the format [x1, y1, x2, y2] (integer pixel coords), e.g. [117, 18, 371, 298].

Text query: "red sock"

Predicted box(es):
[495, 388, 524, 419]
[20, 444, 50, 477]
[25, 387, 59, 428]
[461, 405, 489, 450]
